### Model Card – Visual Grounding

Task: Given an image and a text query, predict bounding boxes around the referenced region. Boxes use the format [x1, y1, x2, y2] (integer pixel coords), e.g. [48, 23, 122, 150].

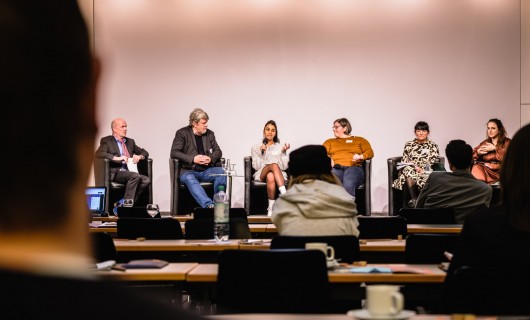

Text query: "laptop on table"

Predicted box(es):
[86, 186, 107, 217]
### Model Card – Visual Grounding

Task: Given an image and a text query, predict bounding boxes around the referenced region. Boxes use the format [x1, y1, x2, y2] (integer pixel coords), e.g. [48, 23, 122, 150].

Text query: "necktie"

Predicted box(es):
[120, 139, 130, 158]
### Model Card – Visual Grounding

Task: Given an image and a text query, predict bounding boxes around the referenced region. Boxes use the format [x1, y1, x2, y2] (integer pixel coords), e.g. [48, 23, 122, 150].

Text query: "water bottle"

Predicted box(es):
[213, 185, 229, 241]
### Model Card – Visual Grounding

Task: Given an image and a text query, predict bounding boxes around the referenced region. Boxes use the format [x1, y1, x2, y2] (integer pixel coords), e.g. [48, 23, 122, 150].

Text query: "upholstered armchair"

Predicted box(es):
[387, 156, 445, 215]
[169, 158, 214, 215]
[93, 158, 153, 214]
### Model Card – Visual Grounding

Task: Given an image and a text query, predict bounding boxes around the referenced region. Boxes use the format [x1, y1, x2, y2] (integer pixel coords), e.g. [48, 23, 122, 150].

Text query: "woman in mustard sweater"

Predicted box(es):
[323, 118, 374, 199]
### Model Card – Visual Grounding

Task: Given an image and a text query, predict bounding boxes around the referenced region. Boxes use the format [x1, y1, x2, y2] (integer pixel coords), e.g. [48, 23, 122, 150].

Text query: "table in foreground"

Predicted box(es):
[186, 263, 446, 313]
[94, 262, 198, 305]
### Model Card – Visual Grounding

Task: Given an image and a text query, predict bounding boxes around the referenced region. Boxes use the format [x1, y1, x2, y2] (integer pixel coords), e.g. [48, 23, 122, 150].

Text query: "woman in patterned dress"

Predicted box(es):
[471, 118, 511, 185]
[392, 121, 440, 207]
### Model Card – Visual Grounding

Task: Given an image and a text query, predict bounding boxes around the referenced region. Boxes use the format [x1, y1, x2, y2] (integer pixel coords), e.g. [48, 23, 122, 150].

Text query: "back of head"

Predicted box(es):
[0, 0, 95, 231]
[288, 145, 338, 186]
[500, 123, 530, 232]
[445, 140, 473, 170]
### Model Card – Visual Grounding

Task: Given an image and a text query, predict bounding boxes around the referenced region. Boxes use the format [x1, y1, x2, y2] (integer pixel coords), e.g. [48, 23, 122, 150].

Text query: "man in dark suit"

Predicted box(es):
[0, 1, 204, 318]
[171, 108, 227, 208]
[416, 139, 492, 223]
[95, 118, 151, 208]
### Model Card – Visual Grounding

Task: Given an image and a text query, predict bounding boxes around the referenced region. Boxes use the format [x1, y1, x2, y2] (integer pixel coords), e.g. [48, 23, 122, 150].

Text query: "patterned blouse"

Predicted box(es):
[392, 139, 440, 190]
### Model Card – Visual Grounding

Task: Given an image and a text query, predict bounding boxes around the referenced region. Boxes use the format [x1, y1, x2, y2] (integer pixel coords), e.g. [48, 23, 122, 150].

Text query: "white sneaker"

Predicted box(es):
[267, 206, 273, 217]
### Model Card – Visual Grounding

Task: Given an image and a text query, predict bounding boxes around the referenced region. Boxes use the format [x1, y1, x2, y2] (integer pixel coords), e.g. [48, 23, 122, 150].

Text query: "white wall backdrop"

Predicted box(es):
[82, 0, 521, 214]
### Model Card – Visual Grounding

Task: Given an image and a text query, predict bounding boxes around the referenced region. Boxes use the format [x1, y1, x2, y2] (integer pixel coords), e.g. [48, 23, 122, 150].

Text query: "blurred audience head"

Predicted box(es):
[0, 0, 97, 232]
[288, 145, 339, 187]
[445, 139, 473, 170]
[500, 123, 530, 232]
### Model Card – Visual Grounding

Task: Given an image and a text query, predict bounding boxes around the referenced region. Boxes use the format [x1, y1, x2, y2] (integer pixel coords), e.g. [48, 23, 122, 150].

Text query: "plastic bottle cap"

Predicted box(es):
[218, 186, 225, 191]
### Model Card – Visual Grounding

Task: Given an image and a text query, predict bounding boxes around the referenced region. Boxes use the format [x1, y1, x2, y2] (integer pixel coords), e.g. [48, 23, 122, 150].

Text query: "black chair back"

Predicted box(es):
[91, 232, 118, 262]
[442, 265, 530, 315]
[405, 233, 459, 264]
[398, 208, 456, 224]
[357, 216, 407, 239]
[117, 217, 184, 240]
[270, 235, 361, 263]
[216, 249, 330, 314]
[184, 219, 252, 239]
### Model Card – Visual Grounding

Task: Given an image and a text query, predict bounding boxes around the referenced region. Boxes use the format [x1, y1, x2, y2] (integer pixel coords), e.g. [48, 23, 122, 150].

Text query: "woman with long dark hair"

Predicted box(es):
[471, 118, 511, 184]
[251, 120, 290, 216]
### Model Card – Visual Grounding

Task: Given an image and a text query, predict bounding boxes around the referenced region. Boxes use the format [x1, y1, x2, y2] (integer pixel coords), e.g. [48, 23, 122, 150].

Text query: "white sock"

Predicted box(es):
[279, 186, 287, 194]
[268, 199, 275, 209]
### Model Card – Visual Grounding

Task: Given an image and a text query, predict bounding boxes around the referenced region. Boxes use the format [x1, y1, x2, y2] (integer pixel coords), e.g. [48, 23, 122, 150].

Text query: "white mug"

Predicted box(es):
[305, 242, 335, 261]
[366, 285, 404, 316]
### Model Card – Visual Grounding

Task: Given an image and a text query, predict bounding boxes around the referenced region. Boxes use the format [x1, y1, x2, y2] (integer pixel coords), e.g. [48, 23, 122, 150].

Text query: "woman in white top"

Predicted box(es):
[251, 120, 290, 216]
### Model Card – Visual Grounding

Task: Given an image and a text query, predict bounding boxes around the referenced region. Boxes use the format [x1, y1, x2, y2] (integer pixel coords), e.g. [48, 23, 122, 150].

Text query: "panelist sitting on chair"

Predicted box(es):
[95, 117, 150, 209]
[323, 117, 374, 199]
[271, 145, 359, 236]
[251, 120, 290, 216]
[416, 139, 492, 224]
[170, 108, 226, 208]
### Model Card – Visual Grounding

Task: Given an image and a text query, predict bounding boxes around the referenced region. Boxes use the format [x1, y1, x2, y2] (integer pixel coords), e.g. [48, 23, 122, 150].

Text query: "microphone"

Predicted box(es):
[261, 138, 268, 155]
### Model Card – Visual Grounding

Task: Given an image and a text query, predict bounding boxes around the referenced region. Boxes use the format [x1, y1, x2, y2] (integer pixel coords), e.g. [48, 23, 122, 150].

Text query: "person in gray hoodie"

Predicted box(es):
[271, 145, 360, 236]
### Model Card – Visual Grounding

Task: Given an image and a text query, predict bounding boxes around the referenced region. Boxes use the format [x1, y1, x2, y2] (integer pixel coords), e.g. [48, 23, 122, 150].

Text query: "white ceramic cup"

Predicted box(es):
[366, 285, 404, 316]
[305, 242, 335, 261]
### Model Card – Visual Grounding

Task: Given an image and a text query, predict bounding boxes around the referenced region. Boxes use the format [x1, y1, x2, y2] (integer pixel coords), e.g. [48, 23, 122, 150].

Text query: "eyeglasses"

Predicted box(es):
[332, 125, 342, 129]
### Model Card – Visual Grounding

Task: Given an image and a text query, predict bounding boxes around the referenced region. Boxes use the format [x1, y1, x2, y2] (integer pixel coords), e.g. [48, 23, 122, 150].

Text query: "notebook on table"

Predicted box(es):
[86, 186, 107, 217]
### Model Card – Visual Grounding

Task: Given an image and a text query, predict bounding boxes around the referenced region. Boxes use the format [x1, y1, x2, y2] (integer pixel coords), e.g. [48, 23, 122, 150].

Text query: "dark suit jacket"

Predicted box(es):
[95, 135, 149, 180]
[170, 126, 223, 175]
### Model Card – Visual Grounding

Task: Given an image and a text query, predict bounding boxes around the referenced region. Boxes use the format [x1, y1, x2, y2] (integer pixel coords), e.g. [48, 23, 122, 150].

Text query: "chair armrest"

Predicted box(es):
[169, 158, 180, 215]
[244, 156, 252, 214]
[363, 159, 372, 215]
[387, 156, 403, 216]
[94, 158, 111, 189]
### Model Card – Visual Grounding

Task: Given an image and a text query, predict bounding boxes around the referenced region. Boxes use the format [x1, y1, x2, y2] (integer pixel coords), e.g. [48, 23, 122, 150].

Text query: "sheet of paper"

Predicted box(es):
[127, 158, 138, 173]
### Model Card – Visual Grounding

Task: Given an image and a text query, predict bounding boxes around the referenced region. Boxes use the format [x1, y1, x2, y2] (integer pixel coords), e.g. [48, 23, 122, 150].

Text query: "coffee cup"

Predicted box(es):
[366, 285, 404, 316]
[305, 242, 335, 261]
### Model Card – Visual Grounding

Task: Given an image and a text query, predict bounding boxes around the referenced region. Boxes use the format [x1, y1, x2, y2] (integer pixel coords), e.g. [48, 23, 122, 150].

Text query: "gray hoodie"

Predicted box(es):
[271, 179, 360, 237]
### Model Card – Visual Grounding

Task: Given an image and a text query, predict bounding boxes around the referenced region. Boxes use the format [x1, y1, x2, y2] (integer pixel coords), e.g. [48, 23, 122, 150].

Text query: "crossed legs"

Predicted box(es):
[260, 163, 285, 200]
[114, 170, 151, 204]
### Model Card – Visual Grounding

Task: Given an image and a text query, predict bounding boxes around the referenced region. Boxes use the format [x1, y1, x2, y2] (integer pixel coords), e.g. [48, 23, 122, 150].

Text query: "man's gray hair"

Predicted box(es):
[189, 108, 209, 126]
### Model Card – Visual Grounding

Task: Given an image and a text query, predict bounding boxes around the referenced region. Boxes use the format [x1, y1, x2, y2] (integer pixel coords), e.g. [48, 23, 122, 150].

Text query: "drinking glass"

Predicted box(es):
[146, 204, 160, 218]
[228, 163, 237, 176]
[223, 158, 231, 172]
[123, 199, 134, 207]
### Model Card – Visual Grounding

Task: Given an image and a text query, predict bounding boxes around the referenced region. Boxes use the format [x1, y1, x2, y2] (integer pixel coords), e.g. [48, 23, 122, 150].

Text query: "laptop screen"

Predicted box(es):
[86, 186, 107, 216]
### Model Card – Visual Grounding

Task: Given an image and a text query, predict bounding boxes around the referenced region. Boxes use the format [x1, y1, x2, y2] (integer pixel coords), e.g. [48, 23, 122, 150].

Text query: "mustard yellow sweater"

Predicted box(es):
[323, 136, 374, 167]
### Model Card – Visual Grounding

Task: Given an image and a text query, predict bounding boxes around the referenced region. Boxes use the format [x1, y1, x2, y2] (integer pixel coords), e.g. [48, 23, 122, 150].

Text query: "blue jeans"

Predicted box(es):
[180, 166, 227, 208]
[332, 165, 364, 198]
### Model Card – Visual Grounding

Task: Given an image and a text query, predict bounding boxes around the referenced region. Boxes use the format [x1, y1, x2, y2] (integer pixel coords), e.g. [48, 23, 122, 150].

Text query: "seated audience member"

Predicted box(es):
[392, 121, 440, 208]
[170, 107, 227, 208]
[0, 1, 204, 318]
[271, 145, 359, 236]
[251, 120, 290, 216]
[441, 123, 530, 314]
[95, 117, 151, 210]
[416, 140, 492, 224]
[323, 117, 374, 199]
[471, 118, 511, 185]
